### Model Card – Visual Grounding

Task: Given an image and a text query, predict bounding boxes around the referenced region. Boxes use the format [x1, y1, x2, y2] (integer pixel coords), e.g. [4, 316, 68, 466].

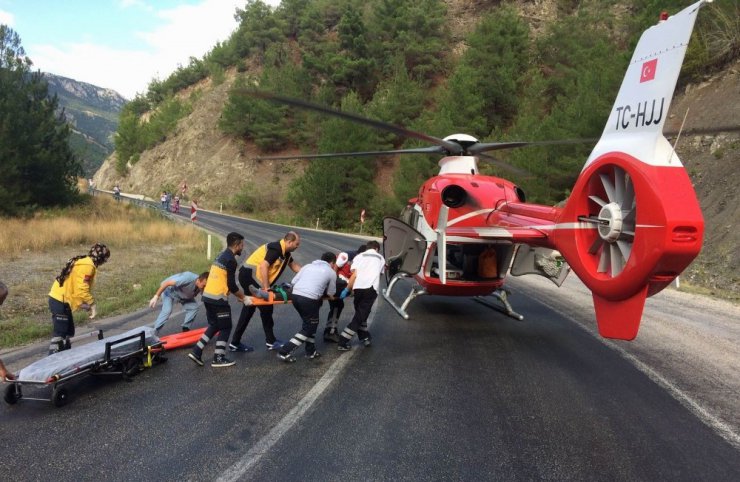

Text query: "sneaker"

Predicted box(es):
[337, 342, 351, 352]
[212, 354, 235, 368]
[266, 340, 284, 351]
[181, 327, 190, 332]
[323, 331, 341, 343]
[277, 352, 296, 363]
[307, 351, 322, 360]
[229, 342, 255, 352]
[188, 352, 204, 366]
[248, 285, 270, 300]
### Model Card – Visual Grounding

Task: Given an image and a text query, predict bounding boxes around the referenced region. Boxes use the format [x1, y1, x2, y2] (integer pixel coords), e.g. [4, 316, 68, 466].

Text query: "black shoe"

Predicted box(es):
[188, 352, 204, 366]
[266, 340, 284, 351]
[307, 351, 322, 360]
[324, 331, 340, 343]
[229, 342, 254, 352]
[181, 327, 190, 332]
[360, 337, 372, 347]
[277, 352, 296, 363]
[337, 342, 351, 352]
[212, 354, 235, 367]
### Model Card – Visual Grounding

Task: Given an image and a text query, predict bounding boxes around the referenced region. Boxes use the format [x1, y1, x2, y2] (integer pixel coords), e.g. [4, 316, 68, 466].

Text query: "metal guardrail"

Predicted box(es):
[94, 189, 172, 217]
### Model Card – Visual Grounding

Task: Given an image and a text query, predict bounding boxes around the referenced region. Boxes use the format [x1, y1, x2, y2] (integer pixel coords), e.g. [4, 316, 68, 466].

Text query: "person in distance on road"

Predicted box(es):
[188, 232, 249, 368]
[277, 252, 337, 363]
[47, 243, 110, 355]
[337, 240, 385, 351]
[229, 231, 302, 353]
[149, 271, 209, 335]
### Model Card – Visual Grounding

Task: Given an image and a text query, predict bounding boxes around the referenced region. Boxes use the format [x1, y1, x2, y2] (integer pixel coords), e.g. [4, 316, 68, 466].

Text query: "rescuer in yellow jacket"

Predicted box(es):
[229, 231, 302, 352]
[48, 243, 110, 354]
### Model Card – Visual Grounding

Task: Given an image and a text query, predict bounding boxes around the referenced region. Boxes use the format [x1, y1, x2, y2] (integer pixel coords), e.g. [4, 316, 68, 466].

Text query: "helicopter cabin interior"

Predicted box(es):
[428, 242, 515, 282]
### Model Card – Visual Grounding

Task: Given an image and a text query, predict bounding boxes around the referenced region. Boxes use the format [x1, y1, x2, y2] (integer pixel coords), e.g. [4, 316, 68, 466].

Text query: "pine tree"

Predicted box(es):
[0, 25, 81, 215]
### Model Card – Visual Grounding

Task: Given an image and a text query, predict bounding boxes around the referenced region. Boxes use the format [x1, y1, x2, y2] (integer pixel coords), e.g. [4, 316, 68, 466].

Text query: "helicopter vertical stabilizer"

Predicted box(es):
[552, 1, 708, 340]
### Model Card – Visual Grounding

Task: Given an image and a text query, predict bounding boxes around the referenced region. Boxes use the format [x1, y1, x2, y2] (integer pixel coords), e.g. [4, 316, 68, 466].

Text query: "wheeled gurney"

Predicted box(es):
[3, 326, 164, 408]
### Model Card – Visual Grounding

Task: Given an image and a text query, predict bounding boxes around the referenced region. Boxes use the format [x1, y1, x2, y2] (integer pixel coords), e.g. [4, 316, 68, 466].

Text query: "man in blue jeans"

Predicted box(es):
[149, 271, 209, 334]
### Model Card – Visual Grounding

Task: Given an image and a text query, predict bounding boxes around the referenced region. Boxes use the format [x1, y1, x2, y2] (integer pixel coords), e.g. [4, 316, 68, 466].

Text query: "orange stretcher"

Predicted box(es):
[158, 291, 295, 350]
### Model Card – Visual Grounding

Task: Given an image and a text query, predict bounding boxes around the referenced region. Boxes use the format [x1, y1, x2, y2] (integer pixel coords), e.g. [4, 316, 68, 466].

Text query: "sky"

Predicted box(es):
[0, 0, 280, 99]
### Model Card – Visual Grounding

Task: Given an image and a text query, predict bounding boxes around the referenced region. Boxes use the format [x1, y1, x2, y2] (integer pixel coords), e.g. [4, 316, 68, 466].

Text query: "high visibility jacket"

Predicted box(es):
[202, 249, 239, 305]
[48, 256, 96, 310]
[245, 240, 292, 286]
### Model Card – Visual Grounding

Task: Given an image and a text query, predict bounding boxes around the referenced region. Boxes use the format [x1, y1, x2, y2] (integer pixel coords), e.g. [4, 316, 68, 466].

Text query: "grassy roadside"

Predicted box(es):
[0, 197, 216, 349]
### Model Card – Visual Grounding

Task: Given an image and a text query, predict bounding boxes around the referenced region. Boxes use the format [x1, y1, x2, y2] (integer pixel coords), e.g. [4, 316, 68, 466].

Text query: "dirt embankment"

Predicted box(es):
[666, 61, 740, 299]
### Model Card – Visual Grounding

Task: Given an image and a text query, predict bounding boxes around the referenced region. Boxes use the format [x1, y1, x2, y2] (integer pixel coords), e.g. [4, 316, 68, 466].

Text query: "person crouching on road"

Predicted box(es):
[188, 232, 249, 368]
[48, 243, 110, 355]
[149, 271, 209, 334]
[338, 240, 385, 351]
[277, 252, 337, 363]
[323, 252, 351, 343]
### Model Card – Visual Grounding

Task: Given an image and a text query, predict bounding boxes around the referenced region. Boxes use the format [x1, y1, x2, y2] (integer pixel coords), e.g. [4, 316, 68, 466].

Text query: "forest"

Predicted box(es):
[111, 0, 738, 231]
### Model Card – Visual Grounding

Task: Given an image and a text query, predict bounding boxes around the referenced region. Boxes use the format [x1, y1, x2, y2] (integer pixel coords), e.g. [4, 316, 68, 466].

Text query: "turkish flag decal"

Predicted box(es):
[640, 59, 658, 83]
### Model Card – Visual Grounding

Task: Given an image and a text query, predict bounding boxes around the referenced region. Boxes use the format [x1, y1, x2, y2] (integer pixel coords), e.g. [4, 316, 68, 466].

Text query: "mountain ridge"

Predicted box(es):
[44, 73, 126, 176]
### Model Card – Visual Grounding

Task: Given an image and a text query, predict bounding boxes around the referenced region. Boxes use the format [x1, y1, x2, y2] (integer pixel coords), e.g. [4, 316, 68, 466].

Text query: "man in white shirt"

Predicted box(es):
[338, 240, 385, 351]
[277, 252, 337, 363]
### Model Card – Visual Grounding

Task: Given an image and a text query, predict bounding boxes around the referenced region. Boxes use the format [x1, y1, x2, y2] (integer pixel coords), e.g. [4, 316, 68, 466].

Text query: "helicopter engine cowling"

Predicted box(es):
[441, 185, 467, 208]
[552, 152, 704, 340]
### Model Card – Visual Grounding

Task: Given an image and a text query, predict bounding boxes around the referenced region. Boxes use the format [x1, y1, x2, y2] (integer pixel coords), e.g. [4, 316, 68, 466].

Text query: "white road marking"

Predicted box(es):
[545, 301, 740, 450]
[217, 306, 378, 482]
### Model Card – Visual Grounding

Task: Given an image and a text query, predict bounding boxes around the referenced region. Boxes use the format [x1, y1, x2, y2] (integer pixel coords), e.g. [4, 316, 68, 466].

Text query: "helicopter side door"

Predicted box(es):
[383, 217, 427, 281]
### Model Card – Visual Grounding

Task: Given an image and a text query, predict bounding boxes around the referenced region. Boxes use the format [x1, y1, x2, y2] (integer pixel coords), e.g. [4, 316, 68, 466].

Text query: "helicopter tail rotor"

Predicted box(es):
[551, 1, 707, 340]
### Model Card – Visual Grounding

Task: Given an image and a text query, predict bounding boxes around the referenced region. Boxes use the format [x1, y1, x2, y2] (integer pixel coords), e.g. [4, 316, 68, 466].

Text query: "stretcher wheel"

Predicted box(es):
[4, 384, 21, 405]
[123, 357, 142, 378]
[51, 387, 69, 407]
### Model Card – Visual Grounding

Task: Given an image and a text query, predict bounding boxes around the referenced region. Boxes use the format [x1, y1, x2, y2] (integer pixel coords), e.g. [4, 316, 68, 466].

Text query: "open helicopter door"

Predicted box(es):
[382, 217, 427, 319]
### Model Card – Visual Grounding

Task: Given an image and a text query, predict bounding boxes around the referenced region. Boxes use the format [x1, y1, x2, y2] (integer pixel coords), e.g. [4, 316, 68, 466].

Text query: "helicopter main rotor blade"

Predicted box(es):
[469, 138, 597, 154]
[256, 146, 447, 161]
[477, 152, 529, 176]
[235, 89, 463, 154]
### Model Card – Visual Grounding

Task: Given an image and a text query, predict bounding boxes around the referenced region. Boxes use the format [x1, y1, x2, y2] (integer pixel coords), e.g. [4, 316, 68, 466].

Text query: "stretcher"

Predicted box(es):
[3, 326, 164, 408]
[245, 289, 293, 306]
[160, 328, 207, 350]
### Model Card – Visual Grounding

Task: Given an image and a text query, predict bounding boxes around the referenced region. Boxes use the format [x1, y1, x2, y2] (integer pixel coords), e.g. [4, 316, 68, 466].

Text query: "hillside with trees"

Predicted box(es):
[93, 0, 739, 297]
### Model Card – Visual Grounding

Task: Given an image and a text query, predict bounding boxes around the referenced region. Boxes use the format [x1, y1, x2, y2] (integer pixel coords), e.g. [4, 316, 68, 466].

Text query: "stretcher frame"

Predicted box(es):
[3, 330, 165, 408]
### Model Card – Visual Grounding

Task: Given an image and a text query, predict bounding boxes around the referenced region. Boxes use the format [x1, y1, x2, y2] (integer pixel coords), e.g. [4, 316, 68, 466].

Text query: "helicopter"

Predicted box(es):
[245, 0, 708, 341]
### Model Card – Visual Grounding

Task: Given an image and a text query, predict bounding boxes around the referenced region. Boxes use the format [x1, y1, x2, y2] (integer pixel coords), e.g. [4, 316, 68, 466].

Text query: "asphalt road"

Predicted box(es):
[1, 208, 738, 481]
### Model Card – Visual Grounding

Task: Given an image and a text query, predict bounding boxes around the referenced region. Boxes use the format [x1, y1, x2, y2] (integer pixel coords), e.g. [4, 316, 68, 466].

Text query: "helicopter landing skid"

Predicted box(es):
[473, 289, 524, 321]
[382, 273, 426, 320]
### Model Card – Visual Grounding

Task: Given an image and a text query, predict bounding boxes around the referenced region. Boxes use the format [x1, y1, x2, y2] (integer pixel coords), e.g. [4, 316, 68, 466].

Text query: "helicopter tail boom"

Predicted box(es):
[551, 1, 708, 340]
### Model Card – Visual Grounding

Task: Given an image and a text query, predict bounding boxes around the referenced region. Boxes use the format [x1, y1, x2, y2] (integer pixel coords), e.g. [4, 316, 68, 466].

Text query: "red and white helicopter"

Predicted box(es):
[248, 0, 708, 341]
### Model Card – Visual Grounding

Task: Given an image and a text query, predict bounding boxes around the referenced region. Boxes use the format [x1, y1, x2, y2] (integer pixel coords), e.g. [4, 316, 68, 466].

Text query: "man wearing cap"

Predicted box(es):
[47, 243, 110, 354]
[323, 251, 351, 342]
